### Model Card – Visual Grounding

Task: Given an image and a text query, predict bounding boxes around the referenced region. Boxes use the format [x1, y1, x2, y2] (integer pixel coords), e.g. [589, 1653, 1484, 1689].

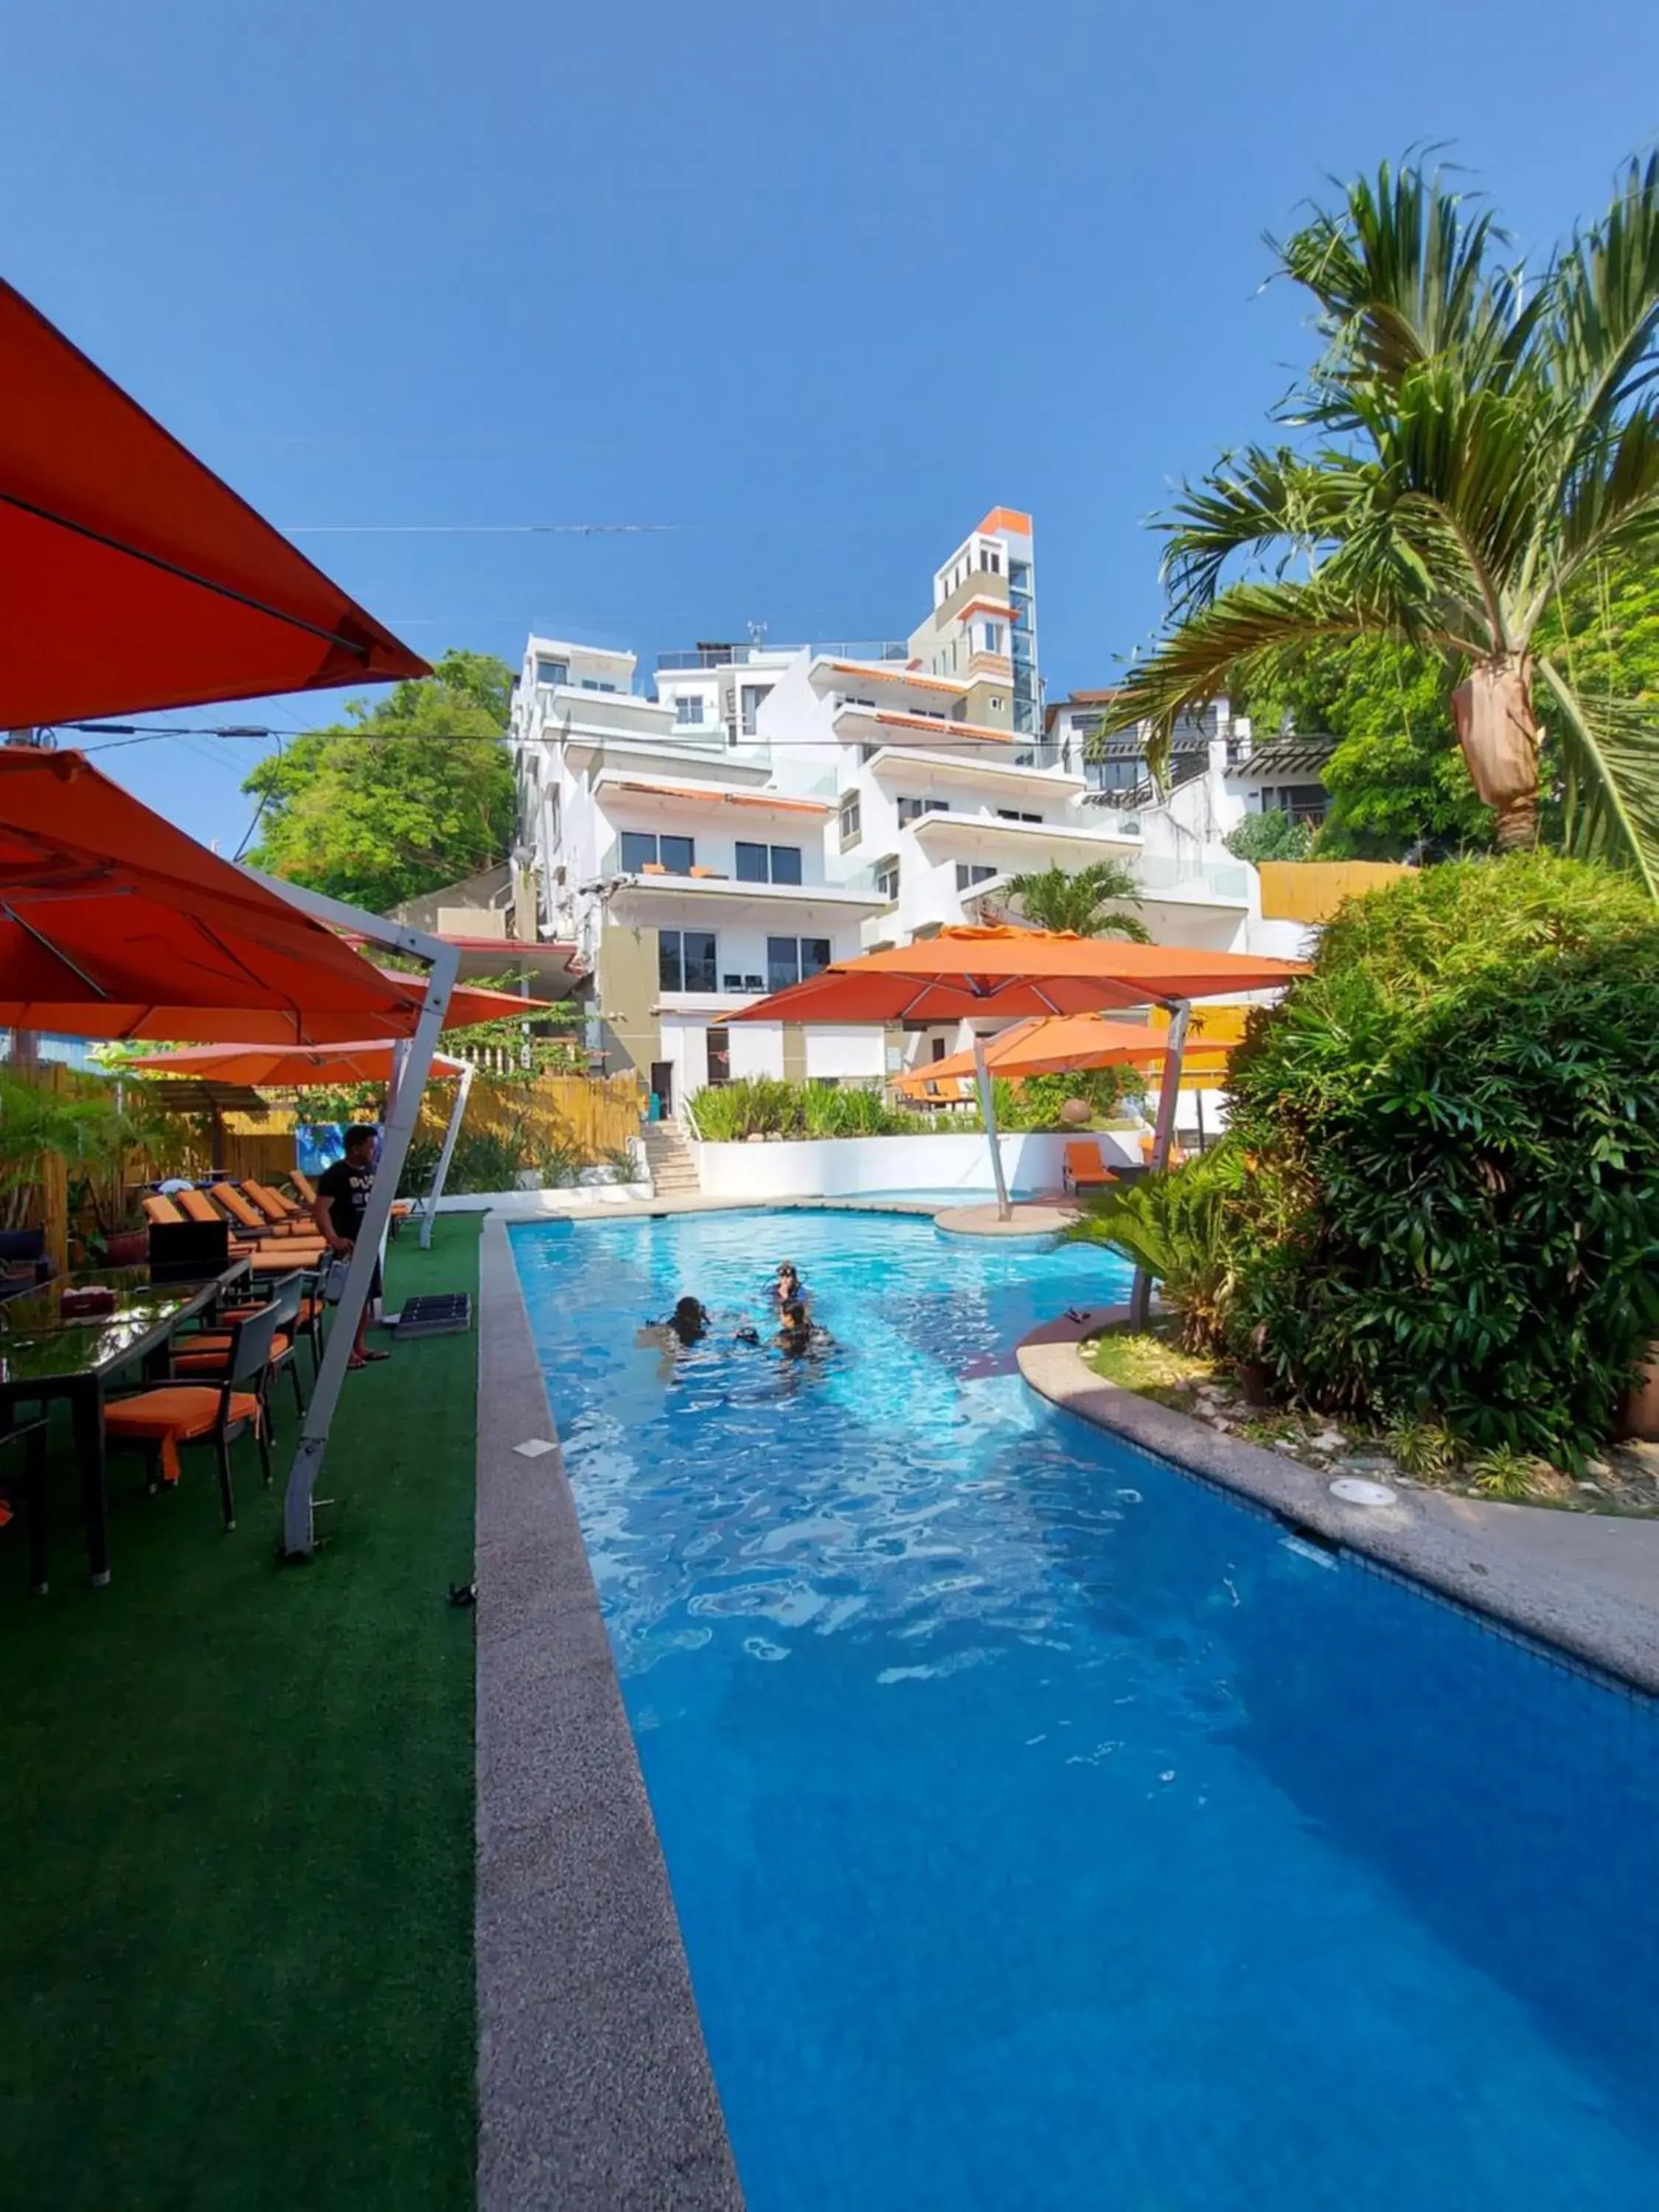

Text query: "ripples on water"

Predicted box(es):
[512, 1209, 1659, 2212]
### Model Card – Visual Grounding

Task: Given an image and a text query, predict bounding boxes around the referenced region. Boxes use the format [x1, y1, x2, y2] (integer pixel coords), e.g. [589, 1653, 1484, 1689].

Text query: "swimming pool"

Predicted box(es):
[512, 1208, 1659, 2211]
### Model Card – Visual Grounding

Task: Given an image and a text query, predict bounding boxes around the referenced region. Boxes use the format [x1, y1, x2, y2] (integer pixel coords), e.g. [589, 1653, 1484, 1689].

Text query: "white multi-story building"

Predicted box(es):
[512, 510, 1303, 1114]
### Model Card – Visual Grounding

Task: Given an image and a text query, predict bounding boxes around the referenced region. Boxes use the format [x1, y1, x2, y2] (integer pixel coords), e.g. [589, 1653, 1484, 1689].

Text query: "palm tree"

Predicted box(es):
[1001, 859, 1150, 939]
[1103, 156, 1659, 887]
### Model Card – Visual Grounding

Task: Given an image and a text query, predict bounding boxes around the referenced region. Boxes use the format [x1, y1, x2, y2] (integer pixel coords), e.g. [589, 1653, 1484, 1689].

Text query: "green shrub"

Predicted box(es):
[687, 1077, 917, 1141]
[1224, 809, 1313, 863]
[1065, 1147, 1247, 1353]
[1221, 853, 1659, 1461]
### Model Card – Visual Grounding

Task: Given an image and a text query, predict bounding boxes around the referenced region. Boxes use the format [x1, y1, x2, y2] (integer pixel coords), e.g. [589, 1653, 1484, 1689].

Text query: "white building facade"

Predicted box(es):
[512, 511, 1304, 1114]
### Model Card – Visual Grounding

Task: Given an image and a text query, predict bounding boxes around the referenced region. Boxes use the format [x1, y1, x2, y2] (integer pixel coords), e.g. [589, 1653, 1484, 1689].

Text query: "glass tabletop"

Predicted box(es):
[0, 1269, 216, 1387]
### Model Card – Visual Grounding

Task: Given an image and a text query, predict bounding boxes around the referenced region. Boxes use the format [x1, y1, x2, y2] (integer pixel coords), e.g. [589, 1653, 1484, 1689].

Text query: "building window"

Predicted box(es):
[739, 684, 773, 737]
[535, 657, 568, 687]
[996, 809, 1042, 824]
[765, 936, 832, 992]
[658, 930, 719, 993]
[980, 621, 1006, 654]
[706, 1027, 731, 1086]
[987, 550, 1001, 574]
[1009, 561, 1031, 595]
[875, 855, 900, 905]
[898, 796, 949, 825]
[956, 863, 998, 891]
[931, 1036, 948, 1062]
[839, 791, 862, 848]
[735, 842, 804, 884]
[580, 678, 617, 692]
[675, 695, 706, 726]
[621, 832, 695, 874]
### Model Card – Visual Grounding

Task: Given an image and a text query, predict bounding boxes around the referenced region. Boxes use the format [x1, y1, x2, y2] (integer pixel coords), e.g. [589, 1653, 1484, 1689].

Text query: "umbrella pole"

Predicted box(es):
[1130, 998, 1190, 1329]
[973, 1031, 1012, 1222]
[420, 1059, 473, 1250]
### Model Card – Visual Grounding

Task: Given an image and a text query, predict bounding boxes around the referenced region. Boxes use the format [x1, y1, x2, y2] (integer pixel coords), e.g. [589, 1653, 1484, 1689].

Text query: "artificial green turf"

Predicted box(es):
[0, 1217, 481, 2212]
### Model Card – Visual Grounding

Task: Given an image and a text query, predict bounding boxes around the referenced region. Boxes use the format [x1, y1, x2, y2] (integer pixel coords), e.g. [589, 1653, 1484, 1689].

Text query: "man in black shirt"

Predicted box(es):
[311, 1124, 389, 1367]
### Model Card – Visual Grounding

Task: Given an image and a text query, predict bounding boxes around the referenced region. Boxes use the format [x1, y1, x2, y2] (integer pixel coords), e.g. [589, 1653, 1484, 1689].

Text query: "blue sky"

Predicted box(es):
[7, 0, 1657, 853]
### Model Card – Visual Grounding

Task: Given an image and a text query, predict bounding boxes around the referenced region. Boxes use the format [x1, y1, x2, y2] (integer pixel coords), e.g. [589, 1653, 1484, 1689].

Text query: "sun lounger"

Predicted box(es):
[1062, 1141, 1117, 1194]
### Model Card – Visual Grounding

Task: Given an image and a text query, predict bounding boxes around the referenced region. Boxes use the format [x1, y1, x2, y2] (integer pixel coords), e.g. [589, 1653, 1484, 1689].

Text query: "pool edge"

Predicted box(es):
[1018, 1308, 1659, 1700]
[475, 1214, 745, 2212]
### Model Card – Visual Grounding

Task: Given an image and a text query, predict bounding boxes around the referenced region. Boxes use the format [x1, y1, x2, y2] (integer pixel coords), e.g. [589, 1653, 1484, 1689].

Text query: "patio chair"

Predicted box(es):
[1, 1405, 52, 1593]
[290, 1170, 319, 1208]
[238, 1180, 308, 1231]
[171, 1270, 307, 1435]
[105, 1301, 279, 1530]
[142, 1192, 187, 1228]
[1062, 1141, 1118, 1195]
[209, 1182, 325, 1252]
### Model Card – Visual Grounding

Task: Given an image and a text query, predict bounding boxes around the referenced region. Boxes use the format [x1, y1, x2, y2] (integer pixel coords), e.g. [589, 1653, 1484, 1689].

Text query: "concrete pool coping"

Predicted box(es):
[1018, 1305, 1659, 1698]
[475, 1214, 744, 2211]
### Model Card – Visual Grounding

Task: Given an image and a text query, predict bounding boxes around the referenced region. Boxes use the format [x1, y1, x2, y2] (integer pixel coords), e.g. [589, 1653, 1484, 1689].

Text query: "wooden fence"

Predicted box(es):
[1256, 860, 1411, 925]
[2, 1063, 645, 1265]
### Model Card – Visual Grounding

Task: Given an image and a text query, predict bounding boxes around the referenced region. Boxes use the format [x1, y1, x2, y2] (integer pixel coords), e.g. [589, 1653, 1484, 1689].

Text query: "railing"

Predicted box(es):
[657, 639, 909, 671]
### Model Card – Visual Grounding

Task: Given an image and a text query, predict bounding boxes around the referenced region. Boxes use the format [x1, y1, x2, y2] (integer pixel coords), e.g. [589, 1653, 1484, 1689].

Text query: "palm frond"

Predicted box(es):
[1155, 447, 1367, 614]
[1102, 580, 1448, 776]
[1276, 160, 1546, 421]
[1538, 659, 1659, 897]
[1547, 404, 1659, 591]
[1548, 153, 1659, 424]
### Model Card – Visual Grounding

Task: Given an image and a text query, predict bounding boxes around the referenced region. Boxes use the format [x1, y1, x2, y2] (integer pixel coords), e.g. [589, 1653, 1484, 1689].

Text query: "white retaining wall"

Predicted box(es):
[688, 1129, 1141, 1201]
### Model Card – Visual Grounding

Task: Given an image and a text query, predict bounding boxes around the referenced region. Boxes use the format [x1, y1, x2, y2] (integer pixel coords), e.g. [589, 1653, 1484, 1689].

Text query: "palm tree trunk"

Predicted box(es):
[1452, 655, 1540, 849]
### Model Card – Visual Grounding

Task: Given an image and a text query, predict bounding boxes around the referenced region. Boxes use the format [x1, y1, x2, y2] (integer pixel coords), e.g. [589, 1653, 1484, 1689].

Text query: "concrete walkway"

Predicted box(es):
[935, 1200, 1080, 1237]
[1018, 1307, 1659, 1696]
[474, 1218, 743, 2210]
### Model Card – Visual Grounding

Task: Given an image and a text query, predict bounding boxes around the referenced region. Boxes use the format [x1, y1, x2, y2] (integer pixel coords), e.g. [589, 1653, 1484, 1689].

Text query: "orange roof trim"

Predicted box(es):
[975, 506, 1032, 540]
[828, 660, 960, 694]
[612, 779, 832, 814]
[869, 710, 1013, 742]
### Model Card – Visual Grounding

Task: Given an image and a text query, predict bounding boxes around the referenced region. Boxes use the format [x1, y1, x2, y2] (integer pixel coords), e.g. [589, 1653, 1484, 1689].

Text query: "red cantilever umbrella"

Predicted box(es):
[0, 750, 429, 1044]
[0, 278, 429, 726]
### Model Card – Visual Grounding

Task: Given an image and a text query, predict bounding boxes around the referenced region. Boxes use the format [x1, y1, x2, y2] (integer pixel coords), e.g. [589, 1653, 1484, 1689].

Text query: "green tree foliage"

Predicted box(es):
[1066, 1147, 1246, 1354]
[1237, 639, 1494, 858]
[243, 650, 515, 913]
[1222, 808, 1315, 863]
[1001, 860, 1150, 939]
[1216, 853, 1659, 1460]
[1105, 156, 1659, 886]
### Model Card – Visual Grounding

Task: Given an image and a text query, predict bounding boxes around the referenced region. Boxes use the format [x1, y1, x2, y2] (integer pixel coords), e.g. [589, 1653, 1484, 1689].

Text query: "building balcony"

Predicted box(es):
[863, 745, 1083, 799]
[831, 703, 1021, 752]
[906, 810, 1141, 867]
[605, 872, 887, 930]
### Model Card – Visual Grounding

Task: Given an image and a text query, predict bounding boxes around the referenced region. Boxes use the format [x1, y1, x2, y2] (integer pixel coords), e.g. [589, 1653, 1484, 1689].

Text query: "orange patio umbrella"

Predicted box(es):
[0, 279, 428, 727]
[894, 1011, 1233, 1098]
[371, 970, 558, 1029]
[737, 928, 1304, 1234]
[0, 749, 431, 1044]
[126, 1039, 467, 1085]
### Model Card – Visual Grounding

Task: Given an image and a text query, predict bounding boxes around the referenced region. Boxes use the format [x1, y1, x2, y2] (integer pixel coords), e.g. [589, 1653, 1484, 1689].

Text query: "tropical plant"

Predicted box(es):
[1104, 156, 1659, 888]
[1220, 852, 1659, 1461]
[686, 1078, 917, 1142]
[1065, 1147, 1247, 1353]
[1223, 809, 1315, 863]
[1000, 860, 1150, 940]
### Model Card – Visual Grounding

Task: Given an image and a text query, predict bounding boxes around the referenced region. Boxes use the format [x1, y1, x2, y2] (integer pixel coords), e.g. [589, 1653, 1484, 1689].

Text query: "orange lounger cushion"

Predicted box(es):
[175, 1188, 224, 1227]
[209, 1183, 270, 1231]
[142, 1193, 185, 1227]
[105, 1386, 262, 1485]
[1063, 1141, 1116, 1188]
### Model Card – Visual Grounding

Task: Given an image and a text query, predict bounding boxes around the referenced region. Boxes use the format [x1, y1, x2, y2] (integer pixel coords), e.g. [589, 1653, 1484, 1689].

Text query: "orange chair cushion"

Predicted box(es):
[175, 1189, 223, 1225]
[142, 1194, 185, 1227]
[106, 1386, 262, 1484]
[173, 1332, 292, 1374]
[209, 1183, 266, 1230]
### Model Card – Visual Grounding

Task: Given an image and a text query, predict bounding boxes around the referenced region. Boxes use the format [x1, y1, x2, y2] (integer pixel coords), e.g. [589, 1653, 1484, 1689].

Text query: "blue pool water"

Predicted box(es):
[512, 1208, 1659, 2211]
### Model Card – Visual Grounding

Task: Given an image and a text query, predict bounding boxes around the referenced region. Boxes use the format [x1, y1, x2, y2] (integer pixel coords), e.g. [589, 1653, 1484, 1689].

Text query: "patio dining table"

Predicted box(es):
[0, 1259, 251, 1590]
